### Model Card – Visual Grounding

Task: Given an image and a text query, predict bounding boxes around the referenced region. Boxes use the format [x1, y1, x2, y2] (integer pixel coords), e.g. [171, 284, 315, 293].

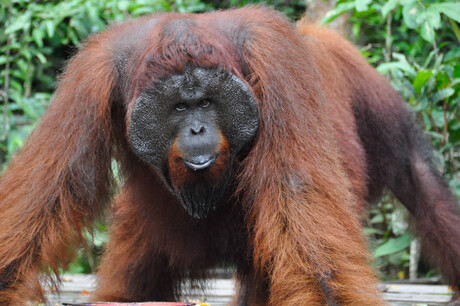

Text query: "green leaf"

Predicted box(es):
[433, 88, 455, 103]
[454, 64, 460, 78]
[423, 50, 437, 68]
[44, 20, 55, 37]
[16, 59, 28, 75]
[382, 0, 399, 18]
[374, 233, 412, 257]
[413, 70, 433, 94]
[355, 0, 372, 12]
[363, 227, 385, 235]
[9, 80, 22, 92]
[449, 18, 460, 42]
[5, 11, 32, 34]
[423, 8, 441, 29]
[69, 18, 89, 38]
[352, 22, 361, 38]
[22, 49, 32, 61]
[322, 2, 355, 24]
[399, 0, 416, 5]
[402, 2, 423, 29]
[370, 214, 384, 224]
[434, 53, 445, 70]
[131, 7, 157, 16]
[69, 29, 80, 46]
[420, 20, 435, 43]
[377, 53, 416, 77]
[445, 47, 460, 62]
[117, 0, 130, 11]
[66, 261, 86, 274]
[35, 52, 47, 64]
[431, 109, 445, 128]
[7, 131, 26, 155]
[32, 28, 44, 48]
[431, 3, 460, 23]
[92, 229, 108, 248]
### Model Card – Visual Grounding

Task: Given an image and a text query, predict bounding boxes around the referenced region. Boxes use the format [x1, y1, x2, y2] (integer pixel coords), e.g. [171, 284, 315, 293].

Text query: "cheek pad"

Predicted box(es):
[215, 74, 259, 153]
[128, 94, 170, 168]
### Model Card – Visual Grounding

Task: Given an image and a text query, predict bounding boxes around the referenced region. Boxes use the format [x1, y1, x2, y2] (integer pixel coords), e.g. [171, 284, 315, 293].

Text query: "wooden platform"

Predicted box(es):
[46, 274, 455, 305]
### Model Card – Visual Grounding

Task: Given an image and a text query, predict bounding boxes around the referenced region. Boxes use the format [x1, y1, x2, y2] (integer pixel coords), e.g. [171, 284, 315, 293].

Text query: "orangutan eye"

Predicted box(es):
[175, 103, 188, 112]
[200, 100, 210, 108]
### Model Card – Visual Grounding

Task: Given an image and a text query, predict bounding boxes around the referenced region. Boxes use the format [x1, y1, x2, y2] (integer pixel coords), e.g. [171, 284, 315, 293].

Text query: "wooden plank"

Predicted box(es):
[383, 292, 452, 303]
[381, 284, 455, 294]
[46, 275, 455, 305]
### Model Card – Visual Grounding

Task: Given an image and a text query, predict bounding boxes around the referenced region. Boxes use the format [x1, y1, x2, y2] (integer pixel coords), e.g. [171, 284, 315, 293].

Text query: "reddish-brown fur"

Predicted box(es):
[169, 140, 194, 188]
[0, 6, 459, 305]
[168, 132, 230, 188]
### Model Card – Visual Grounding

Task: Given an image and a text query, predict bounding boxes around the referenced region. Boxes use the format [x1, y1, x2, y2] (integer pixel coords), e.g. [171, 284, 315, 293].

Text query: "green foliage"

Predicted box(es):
[324, 0, 460, 43]
[374, 233, 412, 257]
[0, 0, 212, 166]
[325, 0, 459, 280]
[380, 50, 460, 198]
[66, 223, 108, 274]
[204, 0, 306, 20]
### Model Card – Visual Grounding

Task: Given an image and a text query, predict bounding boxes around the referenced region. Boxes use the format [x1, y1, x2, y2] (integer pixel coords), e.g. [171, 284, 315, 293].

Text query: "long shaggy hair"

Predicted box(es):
[0, 6, 458, 305]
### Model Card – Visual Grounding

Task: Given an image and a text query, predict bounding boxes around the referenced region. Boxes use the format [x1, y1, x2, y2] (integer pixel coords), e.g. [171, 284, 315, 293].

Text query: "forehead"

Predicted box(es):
[161, 18, 198, 42]
[152, 66, 227, 102]
[128, 14, 247, 100]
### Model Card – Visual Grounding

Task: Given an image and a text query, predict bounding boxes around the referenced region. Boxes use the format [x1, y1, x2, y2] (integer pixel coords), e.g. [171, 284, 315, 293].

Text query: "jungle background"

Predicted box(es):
[0, 0, 459, 283]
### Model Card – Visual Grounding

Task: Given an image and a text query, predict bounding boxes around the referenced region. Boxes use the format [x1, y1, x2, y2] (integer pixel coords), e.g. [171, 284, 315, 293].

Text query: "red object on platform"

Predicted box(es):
[63, 303, 195, 306]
